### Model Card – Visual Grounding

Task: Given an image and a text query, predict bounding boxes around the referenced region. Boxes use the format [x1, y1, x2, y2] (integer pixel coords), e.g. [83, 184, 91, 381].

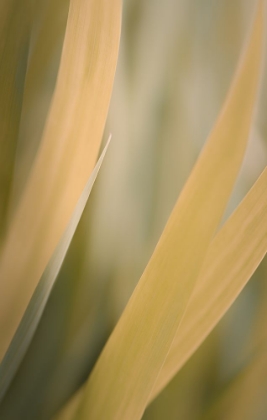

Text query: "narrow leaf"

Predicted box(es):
[0, 0, 121, 361]
[52, 167, 267, 420]
[75, 3, 264, 419]
[152, 166, 267, 399]
[0, 140, 110, 403]
[9, 0, 70, 211]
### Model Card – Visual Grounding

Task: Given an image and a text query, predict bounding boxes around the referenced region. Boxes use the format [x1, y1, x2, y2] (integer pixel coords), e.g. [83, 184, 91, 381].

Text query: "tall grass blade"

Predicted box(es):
[9, 0, 70, 212]
[74, 3, 264, 419]
[0, 140, 110, 404]
[0, 0, 121, 361]
[152, 166, 267, 399]
[52, 165, 267, 420]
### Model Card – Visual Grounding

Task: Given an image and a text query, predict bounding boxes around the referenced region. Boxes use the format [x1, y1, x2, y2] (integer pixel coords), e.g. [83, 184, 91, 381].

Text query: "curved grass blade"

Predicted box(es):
[0, 0, 121, 361]
[151, 166, 267, 400]
[9, 0, 70, 212]
[0, 140, 110, 403]
[75, 3, 264, 419]
[52, 166, 267, 420]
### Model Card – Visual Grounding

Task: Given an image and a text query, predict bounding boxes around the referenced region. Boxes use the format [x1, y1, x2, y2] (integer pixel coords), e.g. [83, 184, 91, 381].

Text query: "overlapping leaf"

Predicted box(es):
[151, 166, 267, 399]
[9, 0, 70, 212]
[0, 140, 109, 405]
[52, 166, 267, 420]
[73, 3, 264, 419]
[0, 0, 122, 361]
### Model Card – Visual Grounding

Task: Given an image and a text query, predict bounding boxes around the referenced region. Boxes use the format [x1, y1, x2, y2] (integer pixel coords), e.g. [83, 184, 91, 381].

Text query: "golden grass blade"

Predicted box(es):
[52, 166, 267, 420]
[74, 3, 264, 419]
[152, 166, 267, 400]
[0, 0, 31, 235]
[9, 0, 70, 212]
[0, 0, 121, 361]
[0, 140, 109, 404]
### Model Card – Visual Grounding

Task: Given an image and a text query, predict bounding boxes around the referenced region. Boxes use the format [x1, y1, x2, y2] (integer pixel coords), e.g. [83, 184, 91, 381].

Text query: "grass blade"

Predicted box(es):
[152, 166, 267, 399]
[0, 140, 110, 404]
[9, 0, 70, 212]
[52, 166, 267, 420]
[74, 3, 264, 419]
[0, 0, 121, 361]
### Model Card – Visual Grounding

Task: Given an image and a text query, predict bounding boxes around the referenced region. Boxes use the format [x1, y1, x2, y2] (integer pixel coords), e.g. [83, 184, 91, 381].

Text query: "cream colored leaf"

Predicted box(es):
[8, 0, 70, 212]
[0, 140, 110, 404]
[75, 3, 264, 419]
[151, 166, 267, 400]
[53, 166, 267, 420]
[0, 0, 121, 361]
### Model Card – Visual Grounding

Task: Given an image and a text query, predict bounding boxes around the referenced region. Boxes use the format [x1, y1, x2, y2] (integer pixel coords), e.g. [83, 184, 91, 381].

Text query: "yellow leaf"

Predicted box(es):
[0, 0, 121, 361]
[151, 166, 267, 400]
[0, 140, 110, 405]
[8, 0, 70, 212]
[52, 166, 267, 420]
[75, 2, 264, 419]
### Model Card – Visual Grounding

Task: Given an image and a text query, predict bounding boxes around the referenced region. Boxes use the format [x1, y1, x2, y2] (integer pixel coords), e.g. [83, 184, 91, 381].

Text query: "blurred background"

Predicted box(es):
[1, 0, 267, 419]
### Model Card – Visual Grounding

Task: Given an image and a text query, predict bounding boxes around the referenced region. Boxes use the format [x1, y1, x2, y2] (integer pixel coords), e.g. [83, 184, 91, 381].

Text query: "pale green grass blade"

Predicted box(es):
[0, 0, 121, 361]
[0, 0, 31, 236]
[0, 140, 110, 404]
[75, 3, 264, 419]
[152, 166, 267, 400]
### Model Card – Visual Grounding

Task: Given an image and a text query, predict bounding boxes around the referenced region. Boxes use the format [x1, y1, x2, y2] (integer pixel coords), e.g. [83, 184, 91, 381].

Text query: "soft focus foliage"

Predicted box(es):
[0, 1, 267, 419]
